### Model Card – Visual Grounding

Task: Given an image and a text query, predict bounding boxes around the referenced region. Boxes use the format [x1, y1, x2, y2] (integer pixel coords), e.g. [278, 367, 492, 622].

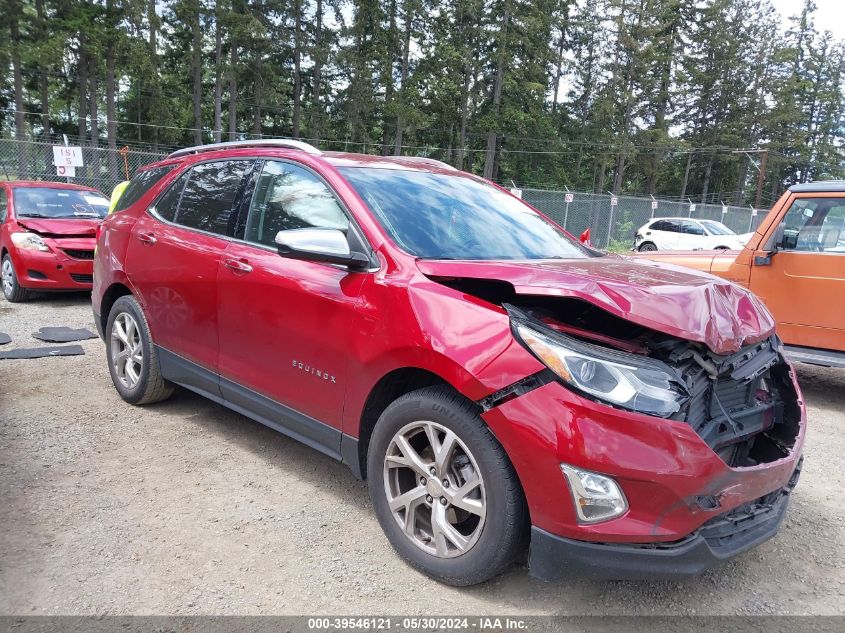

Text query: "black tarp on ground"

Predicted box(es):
[0, 345, 85, 360]
[32, 327, 97, 343]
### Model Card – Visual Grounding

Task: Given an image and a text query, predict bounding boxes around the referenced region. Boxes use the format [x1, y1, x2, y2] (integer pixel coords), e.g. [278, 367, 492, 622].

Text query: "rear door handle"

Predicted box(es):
[223, 258, 253, 274]
[137, 231, 157, 246]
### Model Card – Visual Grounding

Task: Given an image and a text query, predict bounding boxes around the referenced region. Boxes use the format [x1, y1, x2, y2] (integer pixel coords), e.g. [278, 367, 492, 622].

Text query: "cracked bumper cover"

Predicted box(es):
[529, 464, 799, 580]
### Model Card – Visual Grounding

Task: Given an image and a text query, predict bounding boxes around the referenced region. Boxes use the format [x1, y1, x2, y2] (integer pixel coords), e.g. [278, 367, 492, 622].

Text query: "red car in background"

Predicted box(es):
[1, 181, 109, 302]
[92, 140, 804, 585]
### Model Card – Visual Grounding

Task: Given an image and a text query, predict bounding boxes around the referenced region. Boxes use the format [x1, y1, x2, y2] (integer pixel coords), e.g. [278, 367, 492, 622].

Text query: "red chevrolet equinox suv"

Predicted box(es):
[93, 140, 805, 585]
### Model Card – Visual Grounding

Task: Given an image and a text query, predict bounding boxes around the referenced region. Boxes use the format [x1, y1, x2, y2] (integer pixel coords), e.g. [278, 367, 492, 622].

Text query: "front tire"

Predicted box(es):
[106, 295, 174, 405]
[2, 254, 31, 302]
[367, 386, 527, 586]
[637, 242, 658, 252]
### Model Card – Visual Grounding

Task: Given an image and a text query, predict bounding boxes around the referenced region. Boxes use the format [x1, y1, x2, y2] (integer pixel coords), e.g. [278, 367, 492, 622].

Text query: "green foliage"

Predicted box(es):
[1, 0, 843, 202]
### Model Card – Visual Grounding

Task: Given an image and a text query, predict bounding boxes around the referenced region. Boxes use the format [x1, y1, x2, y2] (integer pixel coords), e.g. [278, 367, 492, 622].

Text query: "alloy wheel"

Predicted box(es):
[1, 258, 13, 296]
[111, 312, 143, 389]
[382, 420, 486, 558]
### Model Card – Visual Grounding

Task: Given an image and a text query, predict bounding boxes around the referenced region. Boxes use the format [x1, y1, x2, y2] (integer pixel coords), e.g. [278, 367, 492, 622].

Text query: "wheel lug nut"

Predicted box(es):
[420, 477, 427, 485]
[442, 480, 450, 488]
[440, 497, 448, 506]
[426, 495, 433, 503]
[429, 467, 436, 475]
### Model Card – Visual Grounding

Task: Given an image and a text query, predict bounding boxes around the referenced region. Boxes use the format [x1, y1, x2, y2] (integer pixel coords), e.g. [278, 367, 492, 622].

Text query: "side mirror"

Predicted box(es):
[756, 222, 785, 266]
[274, 228, 370, 269]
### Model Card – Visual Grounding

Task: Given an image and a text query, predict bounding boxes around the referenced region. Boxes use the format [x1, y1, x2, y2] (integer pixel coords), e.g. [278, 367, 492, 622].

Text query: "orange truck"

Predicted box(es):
[633, 182, 845, 367]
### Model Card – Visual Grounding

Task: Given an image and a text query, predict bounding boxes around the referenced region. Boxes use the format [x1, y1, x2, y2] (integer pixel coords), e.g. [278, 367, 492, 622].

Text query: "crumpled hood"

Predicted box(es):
[416, 257, 775, 355]
[16, 217, 99, 237]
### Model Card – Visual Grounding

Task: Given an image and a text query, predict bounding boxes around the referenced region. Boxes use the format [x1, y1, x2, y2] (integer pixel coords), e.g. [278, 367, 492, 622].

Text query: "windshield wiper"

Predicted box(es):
[18, 213, 51, 218]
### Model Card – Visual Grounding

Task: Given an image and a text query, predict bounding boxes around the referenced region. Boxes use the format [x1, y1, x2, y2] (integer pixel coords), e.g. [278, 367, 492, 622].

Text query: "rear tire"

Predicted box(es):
[367, 386, 527, 586]
[106, 295, 174, 405]
[2, 254, 31, 302]
[637, 242, 657, 252]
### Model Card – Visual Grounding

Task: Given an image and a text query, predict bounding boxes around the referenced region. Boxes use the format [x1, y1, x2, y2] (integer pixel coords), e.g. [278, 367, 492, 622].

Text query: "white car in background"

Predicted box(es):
[634, 217, 753, 252]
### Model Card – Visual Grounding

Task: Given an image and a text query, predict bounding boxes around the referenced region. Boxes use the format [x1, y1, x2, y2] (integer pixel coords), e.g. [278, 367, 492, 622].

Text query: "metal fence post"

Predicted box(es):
[563, 186, 572, 230]
[606, 191, 616, 248]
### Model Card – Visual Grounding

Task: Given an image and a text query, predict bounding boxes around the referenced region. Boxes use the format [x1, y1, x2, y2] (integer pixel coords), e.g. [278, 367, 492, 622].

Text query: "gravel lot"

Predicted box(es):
[1, 293, 844, 617]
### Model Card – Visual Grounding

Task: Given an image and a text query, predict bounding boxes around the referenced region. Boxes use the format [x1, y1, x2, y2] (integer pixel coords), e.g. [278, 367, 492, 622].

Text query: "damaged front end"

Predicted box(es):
[504, 299, 802, 469]
[422, 262, 805, 578]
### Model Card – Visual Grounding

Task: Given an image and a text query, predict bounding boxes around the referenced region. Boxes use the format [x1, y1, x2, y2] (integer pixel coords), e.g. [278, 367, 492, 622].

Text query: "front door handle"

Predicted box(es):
[137, 231, 157, 246]
[223, 258, 253, 274]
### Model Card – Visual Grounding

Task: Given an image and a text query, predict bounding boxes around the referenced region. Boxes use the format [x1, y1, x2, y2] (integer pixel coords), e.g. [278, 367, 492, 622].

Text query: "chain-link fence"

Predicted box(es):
[522, 189, 768, 250]
[1, 138, 768, 251]
[0, 138, 166, 194]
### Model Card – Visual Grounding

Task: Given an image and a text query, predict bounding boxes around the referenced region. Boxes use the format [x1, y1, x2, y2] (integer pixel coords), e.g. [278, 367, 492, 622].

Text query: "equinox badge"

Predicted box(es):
[292, 359, 336, 384]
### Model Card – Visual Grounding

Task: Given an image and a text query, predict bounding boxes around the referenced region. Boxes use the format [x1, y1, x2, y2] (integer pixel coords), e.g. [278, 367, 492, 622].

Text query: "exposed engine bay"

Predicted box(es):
[434, 276, 802, 468]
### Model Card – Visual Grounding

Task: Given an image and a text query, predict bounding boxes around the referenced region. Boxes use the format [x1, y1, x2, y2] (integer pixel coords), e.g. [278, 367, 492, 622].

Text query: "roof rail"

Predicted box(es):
[394, 156, 457, 171]
[167, 138, 322, 159]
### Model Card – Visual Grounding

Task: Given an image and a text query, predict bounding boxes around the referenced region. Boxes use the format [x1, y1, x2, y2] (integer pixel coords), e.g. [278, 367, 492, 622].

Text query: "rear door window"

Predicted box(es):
[651, 220, 679, 232]
[174, 160, 253, 236]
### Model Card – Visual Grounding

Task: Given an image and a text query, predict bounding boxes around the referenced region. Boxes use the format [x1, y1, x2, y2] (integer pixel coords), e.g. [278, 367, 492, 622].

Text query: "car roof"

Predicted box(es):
[142, 140, 460, 176]
[788, 181, 845, 193]
[4, 180, 103, 193]
[649, 217, 701, 222]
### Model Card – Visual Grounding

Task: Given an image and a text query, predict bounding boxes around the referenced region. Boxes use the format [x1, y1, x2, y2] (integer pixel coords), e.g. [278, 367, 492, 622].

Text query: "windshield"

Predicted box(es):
[13, 187, 109, 219]
[339, 167, 592, 260]
[700, 220, 735, 236]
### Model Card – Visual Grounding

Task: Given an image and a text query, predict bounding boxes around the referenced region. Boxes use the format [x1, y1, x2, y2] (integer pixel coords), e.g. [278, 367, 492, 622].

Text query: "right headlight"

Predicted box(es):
[514, 322, 687, 417]
[10, 231, 50, 252]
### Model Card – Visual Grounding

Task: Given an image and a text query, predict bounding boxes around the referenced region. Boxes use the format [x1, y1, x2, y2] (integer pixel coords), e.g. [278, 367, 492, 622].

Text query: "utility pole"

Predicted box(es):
[755, 150, 769, 210]
[732, 148, 769, 210]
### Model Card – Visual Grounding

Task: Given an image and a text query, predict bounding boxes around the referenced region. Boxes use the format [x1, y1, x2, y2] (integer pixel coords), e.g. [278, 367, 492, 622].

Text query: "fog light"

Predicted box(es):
[561, 464, 628, 524]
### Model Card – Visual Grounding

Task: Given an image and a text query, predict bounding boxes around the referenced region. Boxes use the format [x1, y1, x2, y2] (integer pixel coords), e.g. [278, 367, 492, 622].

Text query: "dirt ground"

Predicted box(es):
[1, 293, 844, 617]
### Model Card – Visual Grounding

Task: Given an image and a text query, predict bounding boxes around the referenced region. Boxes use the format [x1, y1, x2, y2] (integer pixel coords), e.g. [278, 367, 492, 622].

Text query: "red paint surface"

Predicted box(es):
[92, 150, 804, 546]
[1, 181, 104, 290]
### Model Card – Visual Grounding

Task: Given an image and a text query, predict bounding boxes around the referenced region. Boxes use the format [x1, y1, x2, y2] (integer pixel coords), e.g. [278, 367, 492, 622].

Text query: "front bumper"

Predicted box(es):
[480, 365, 806, 577]
[10, 238, 95, 290]
[529, 462, 800, 580]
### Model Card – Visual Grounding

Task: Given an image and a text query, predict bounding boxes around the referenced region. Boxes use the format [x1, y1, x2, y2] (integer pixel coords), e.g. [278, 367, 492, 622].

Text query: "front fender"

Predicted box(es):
[341, 270, 543, 437]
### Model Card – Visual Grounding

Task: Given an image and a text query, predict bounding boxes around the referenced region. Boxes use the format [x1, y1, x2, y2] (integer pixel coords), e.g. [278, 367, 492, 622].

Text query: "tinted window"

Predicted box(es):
[115, 165, 175, 213]
[12, 187, 109, 219]
[152, 171, 190, 222]
[338, 167, 591, 260]
[650, 220, 671, 231]
[245, 161, 348, 247]
[0, 189, 7, 222]
[175, 160, 252, 236]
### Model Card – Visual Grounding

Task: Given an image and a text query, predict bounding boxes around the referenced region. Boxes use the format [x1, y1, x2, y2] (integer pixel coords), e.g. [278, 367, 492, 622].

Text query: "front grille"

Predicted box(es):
[663, 336, 800, 467]
[63, 248, 95, 260]
[69, 273, 93, 283]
